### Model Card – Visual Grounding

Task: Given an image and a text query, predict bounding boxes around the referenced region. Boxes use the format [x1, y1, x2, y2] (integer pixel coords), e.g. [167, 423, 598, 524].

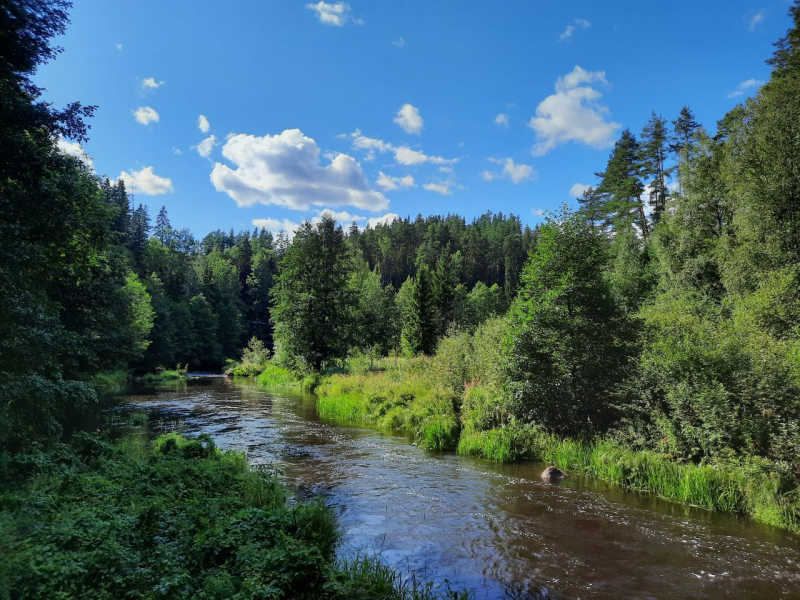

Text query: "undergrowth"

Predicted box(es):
[0, 425, 464, 599]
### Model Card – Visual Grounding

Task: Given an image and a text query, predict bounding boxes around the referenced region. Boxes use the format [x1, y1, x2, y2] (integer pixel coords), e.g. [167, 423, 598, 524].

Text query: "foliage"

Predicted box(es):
[504, 208, 633, 436]
[0, 431, 461, 599]
[272, 215, 354, 371]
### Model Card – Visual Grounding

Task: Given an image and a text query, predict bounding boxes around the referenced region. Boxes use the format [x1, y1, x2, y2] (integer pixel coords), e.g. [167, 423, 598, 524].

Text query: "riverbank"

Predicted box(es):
[0, 421, 464, 600]
[250, 358, 800, 535]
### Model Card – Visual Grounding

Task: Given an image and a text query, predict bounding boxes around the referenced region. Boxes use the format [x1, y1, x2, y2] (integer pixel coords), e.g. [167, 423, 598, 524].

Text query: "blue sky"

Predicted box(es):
[39, 0, 790, 237]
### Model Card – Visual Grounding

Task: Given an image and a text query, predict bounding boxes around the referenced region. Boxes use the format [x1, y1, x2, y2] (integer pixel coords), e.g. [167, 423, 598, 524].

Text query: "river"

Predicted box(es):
[114, 377, 800, 599]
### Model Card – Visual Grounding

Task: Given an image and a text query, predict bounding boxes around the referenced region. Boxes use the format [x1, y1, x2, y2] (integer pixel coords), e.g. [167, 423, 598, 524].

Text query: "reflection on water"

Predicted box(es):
[115, 378, 800, 599]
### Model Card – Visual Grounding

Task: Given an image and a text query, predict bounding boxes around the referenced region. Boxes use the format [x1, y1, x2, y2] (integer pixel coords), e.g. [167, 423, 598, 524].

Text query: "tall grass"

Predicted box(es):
[256, 363, 300, 387]
[457, 423, 800, 533]
[316, 366, 459, 451]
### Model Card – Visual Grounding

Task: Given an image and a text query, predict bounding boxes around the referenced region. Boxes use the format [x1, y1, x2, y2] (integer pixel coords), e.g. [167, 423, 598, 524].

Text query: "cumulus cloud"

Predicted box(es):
[558, 18, 590, 43]
[132, 106, 159, 125]
[376, 172, 416, 191]
[119, 166, 173, 195]
[480, 157, 536, 184]
[172, 147, 182, 155]
[423, 182, 453, 195]
[306, 2, 360, 26]
[194, 135, 217, 158]
[367, 213, 400, 228]
[394, 103, 424, 135]
[312, 208, 365, 227]
[211, 129, 388, 212]
[252, 217, 302, 237]
[749, 10, 765, 31]
[726, 78, 765, 99]
[141, 77, 164, 92]
[198, 115, 210, 133]
[494, 113, 510, 129]
[57, 138, 94, 171]
[569, 183, 591, 198]
[528, 65, 620, 156]
[349, 130, 456, 166]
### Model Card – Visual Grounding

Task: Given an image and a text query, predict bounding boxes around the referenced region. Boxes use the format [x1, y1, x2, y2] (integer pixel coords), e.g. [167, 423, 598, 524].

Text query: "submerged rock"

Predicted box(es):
[541, 465, 568, 482]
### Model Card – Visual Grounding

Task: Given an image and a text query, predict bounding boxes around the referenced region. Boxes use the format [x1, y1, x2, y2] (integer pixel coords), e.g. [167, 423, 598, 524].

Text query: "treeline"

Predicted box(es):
[273, 3, 800, 473]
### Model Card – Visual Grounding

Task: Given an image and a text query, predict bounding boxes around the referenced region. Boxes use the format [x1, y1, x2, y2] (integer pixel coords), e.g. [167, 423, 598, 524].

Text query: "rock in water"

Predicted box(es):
[541, 466, 568, 482]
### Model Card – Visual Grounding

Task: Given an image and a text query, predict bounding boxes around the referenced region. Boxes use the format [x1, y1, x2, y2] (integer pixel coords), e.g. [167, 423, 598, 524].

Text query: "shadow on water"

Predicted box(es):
[112, 378, 800, 599]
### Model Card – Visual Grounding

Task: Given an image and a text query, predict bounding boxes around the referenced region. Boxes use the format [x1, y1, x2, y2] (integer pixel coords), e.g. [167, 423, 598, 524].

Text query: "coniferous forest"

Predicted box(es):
[3, 1, 800, 598]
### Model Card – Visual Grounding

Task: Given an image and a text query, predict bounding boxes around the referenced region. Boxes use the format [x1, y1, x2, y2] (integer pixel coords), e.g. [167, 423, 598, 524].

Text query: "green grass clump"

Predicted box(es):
[256, 362, 301, 387]
[92, 370, 129, 390]
[456, 421, 800, 533]
[0, 431, 461, 599]
[139, 366, 187, 383]
[316, 369, 459, 451]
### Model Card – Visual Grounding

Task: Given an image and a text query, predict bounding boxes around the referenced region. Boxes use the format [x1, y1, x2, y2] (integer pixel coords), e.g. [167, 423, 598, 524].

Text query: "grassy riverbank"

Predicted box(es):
[0, 425, 464, 599]
[255, 353, 800, 535]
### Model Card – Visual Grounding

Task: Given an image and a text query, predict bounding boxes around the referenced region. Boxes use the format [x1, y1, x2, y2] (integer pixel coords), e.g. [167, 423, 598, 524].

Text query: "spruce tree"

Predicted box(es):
[155, 206, 171, 245]
[595, 129, 648, 237]
[401, 266, 437, 355]
[640, 112, 670, 224]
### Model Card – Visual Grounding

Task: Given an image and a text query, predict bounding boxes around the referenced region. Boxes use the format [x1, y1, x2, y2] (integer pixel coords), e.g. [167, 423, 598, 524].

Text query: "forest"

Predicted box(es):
[2, 0, 800, 597]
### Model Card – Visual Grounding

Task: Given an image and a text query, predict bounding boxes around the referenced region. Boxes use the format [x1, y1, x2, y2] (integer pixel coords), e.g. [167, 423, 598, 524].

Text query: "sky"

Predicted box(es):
[38, 0, 792, 238]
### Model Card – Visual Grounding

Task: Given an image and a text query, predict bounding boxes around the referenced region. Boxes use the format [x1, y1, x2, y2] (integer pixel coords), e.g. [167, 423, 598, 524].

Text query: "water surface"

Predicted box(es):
[116, 378, 800, 599]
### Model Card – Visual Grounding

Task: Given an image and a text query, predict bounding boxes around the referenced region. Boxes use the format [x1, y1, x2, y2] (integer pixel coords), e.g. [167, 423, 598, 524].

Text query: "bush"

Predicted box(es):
[0, 432, 461, 599]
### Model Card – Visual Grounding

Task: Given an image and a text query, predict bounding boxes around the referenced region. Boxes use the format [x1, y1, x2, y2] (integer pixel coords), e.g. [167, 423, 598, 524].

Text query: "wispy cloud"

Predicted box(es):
[394, 103, 424, 135]
[558, 19, 591, 43]
[132, 106, 159, 125]
[392, 36, 405, 47]
[480, 157, 536, 184]
[748, 10, 765, 31]
[306, 2, 362, 26]
[349, 130, 457, 166]
[494, 113, 510, 129]
[726, 78, 765, 98]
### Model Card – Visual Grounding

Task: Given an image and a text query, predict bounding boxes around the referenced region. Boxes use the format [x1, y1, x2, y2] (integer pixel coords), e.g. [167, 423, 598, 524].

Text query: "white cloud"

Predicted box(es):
[481, 157, 536, 184]
[57, 138, 94, 170]
[558, 19, 590, 43]
[749, 10, 765, 31]
[376, 171, 416, 191]
[172, 147, 182, 155]
[198, 115, 210, 133]
[726, 78, 765, 99]
[531, 208, 546, 218]
[194, 135, 217, 158]
[569, 183, 591, 198]
[116, 43, 123, 51]
[306, 1, 358, 26]
[252, 217, 302, 237]
[141, 77, 164, 91]
[312, 208, 365, 226]
[349, 130, 456, 166]
[132, 106, 159, 125]
[394, 103, 424, 135]
[211, 129, 388, 212]
[367, 213, 400, 228]
[392, 36, 405, 47]
[119, 166, 173, 195]
[528, 65, 620, 156]
[423, 182, 453, 195]
[494, 113, 510, 129]
[555, 65, 608, 92]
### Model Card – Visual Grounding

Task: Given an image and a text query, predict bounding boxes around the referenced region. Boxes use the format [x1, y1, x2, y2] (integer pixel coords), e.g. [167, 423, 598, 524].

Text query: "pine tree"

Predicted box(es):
[155, 206, 171, 245]
[595, 129, 648, 237]
[767, 0, 800, 76]
[640, 112, 671, 224]
[127, 204, 151, 272]
[432, 253, 457, 336]
[401, 266, 437, 355]
[670, 106, 700, 195]
[271, 215, 353, 371]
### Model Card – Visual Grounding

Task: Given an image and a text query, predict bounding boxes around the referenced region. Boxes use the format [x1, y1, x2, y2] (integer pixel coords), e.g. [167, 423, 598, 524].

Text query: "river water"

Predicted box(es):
[115, 377, 800, 599]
